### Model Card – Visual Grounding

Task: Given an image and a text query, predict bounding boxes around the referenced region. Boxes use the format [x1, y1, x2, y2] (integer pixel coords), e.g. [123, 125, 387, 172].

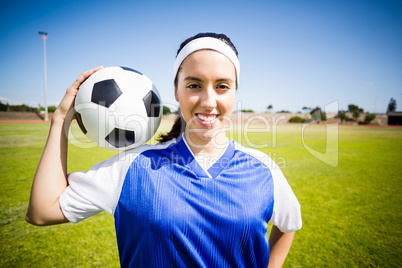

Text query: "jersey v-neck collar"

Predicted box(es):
[175, 134, 235, 179]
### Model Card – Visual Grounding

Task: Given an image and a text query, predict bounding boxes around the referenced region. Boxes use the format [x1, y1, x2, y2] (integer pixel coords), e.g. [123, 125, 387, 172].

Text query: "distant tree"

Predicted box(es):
[48, 106, 57, 113]
[348, 104, 364, 121]
[288, 116, 305, 123]
[163, 105, 171, 115]
[276, 110, 291, 113]
[310, 106, 326, 121]
[0, 101, 8, 111]
[39, 105, 57, 113]
[267, 105, 273, 112]
[364, 113, 376, 124]
[387, 98, 397, 113]
[338, 110, 347, 123]
[240, 109, 254, 113]
[302, 106, 311, 113]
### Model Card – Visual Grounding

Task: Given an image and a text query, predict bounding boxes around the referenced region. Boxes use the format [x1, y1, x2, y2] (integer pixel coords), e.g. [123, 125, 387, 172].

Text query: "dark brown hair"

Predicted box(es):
[157, 32, 238, 143]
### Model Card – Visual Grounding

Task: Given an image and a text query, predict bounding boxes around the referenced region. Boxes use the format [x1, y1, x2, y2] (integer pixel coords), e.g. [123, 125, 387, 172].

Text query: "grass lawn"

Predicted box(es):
[0, 121, 401, 267]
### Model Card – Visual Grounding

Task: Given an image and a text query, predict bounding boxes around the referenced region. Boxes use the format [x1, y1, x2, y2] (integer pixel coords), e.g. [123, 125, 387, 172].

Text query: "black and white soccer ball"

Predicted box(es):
[74, 66, 162, 150]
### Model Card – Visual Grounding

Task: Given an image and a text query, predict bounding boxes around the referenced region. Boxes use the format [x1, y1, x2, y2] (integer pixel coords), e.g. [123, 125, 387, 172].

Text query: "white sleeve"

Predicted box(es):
[269, 164, 302, 233]
[59, 150, 138, 223]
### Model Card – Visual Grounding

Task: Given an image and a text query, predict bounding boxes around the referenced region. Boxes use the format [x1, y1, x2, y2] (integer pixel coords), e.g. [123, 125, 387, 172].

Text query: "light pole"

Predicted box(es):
[38, 31, 48, 121]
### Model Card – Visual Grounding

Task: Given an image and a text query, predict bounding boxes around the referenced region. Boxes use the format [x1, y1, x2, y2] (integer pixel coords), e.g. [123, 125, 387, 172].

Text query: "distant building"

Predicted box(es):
[387, 112, 402, 125]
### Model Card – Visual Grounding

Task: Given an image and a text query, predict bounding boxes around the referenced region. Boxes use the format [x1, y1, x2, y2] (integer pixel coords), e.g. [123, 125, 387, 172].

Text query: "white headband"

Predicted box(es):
[173, 37, 240, 84]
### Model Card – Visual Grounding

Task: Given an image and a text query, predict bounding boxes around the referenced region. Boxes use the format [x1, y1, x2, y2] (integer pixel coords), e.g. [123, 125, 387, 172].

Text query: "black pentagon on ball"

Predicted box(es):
[74, 111, 87, 134]
[105, 128, 135, 148]
[120, 66, 143, 75]
[142, 90, 161, 117]
[91, 79, 122, 108]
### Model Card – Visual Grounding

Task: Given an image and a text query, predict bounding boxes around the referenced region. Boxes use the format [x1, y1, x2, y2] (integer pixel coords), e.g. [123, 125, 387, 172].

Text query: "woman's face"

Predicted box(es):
[175, 49, 237, 146]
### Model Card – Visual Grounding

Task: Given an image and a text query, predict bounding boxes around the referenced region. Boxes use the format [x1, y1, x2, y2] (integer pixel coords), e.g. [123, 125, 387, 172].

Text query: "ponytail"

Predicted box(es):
[157, 112, 186, 143]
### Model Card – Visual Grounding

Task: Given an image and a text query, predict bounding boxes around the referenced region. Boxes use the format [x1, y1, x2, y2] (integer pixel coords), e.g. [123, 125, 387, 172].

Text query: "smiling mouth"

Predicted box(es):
[196, 114, 219, 122]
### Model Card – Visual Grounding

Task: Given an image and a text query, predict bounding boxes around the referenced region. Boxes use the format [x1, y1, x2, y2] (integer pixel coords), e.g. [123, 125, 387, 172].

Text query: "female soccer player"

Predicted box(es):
[26, 32, 302, 267]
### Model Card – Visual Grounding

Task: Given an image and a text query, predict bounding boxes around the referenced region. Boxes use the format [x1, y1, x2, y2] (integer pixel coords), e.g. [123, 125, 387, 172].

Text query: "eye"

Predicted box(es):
[187, 83, 201, 89]
[217, 84, 230, 90]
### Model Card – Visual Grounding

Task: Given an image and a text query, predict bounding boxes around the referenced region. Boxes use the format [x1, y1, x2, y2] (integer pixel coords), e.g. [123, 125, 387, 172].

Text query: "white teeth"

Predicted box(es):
[198, 114, 217, 122]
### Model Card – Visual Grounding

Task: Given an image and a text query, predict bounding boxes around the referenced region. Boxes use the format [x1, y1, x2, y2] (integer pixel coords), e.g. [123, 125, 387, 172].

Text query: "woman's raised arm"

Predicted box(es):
[26, 66, 103, 226]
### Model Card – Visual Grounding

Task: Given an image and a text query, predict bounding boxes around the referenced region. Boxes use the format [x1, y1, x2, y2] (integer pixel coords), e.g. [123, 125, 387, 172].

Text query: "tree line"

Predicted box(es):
[0, 101, 176, 116]
[0, 101, 57, 113]
[268, 98, 397, 125]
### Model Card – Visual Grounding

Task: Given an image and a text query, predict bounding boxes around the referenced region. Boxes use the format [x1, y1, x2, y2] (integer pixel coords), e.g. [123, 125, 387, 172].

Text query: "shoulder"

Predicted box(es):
[232, 141, 279, 170]
[74, 139, 178, 179]
[112, 139, 177, 163]
[60, 139, 179, 223]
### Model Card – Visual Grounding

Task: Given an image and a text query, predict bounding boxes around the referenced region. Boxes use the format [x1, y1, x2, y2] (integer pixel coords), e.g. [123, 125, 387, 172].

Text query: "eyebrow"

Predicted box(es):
[184, 76, 203, 82]
[183, 76, 234, 83]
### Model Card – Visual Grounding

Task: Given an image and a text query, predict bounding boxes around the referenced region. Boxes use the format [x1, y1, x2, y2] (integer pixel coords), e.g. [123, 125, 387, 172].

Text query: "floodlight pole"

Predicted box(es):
[39, 31, 48, 121]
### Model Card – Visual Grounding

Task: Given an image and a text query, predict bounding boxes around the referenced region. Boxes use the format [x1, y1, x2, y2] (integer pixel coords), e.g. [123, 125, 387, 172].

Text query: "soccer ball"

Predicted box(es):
[74, 66, 162, 150]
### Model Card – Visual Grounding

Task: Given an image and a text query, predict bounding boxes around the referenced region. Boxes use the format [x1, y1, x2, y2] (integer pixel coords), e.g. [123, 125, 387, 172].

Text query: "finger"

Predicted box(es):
[71, 66, 104, 90]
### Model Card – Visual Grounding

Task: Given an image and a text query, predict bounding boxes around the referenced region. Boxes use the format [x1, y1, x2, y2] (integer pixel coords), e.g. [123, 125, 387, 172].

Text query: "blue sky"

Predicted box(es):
[0, 0, 401, 113]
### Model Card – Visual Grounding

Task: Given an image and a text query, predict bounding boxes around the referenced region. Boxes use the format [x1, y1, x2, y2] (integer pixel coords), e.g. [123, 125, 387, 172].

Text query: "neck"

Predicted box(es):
[183, 131, 228, 157]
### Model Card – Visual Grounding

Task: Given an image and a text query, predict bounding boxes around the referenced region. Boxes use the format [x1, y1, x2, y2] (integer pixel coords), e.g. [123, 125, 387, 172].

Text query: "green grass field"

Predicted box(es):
[1, 122, 401, 267]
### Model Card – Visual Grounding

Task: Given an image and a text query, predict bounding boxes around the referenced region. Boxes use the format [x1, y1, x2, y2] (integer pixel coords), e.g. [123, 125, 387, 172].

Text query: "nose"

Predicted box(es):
[200, 86, 217, 110]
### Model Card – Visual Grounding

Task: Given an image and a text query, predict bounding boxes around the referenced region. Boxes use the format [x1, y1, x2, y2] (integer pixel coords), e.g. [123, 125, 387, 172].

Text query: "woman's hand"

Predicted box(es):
[53, 66, 103, 122]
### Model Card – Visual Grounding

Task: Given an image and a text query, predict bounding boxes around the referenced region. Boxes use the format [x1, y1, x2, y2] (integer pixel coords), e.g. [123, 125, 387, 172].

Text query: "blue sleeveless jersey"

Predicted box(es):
[115, 136, 273, 267]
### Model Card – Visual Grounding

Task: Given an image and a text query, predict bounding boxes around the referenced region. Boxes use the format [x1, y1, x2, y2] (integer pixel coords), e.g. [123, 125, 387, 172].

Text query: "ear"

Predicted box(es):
[174, 87, 179, 102]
